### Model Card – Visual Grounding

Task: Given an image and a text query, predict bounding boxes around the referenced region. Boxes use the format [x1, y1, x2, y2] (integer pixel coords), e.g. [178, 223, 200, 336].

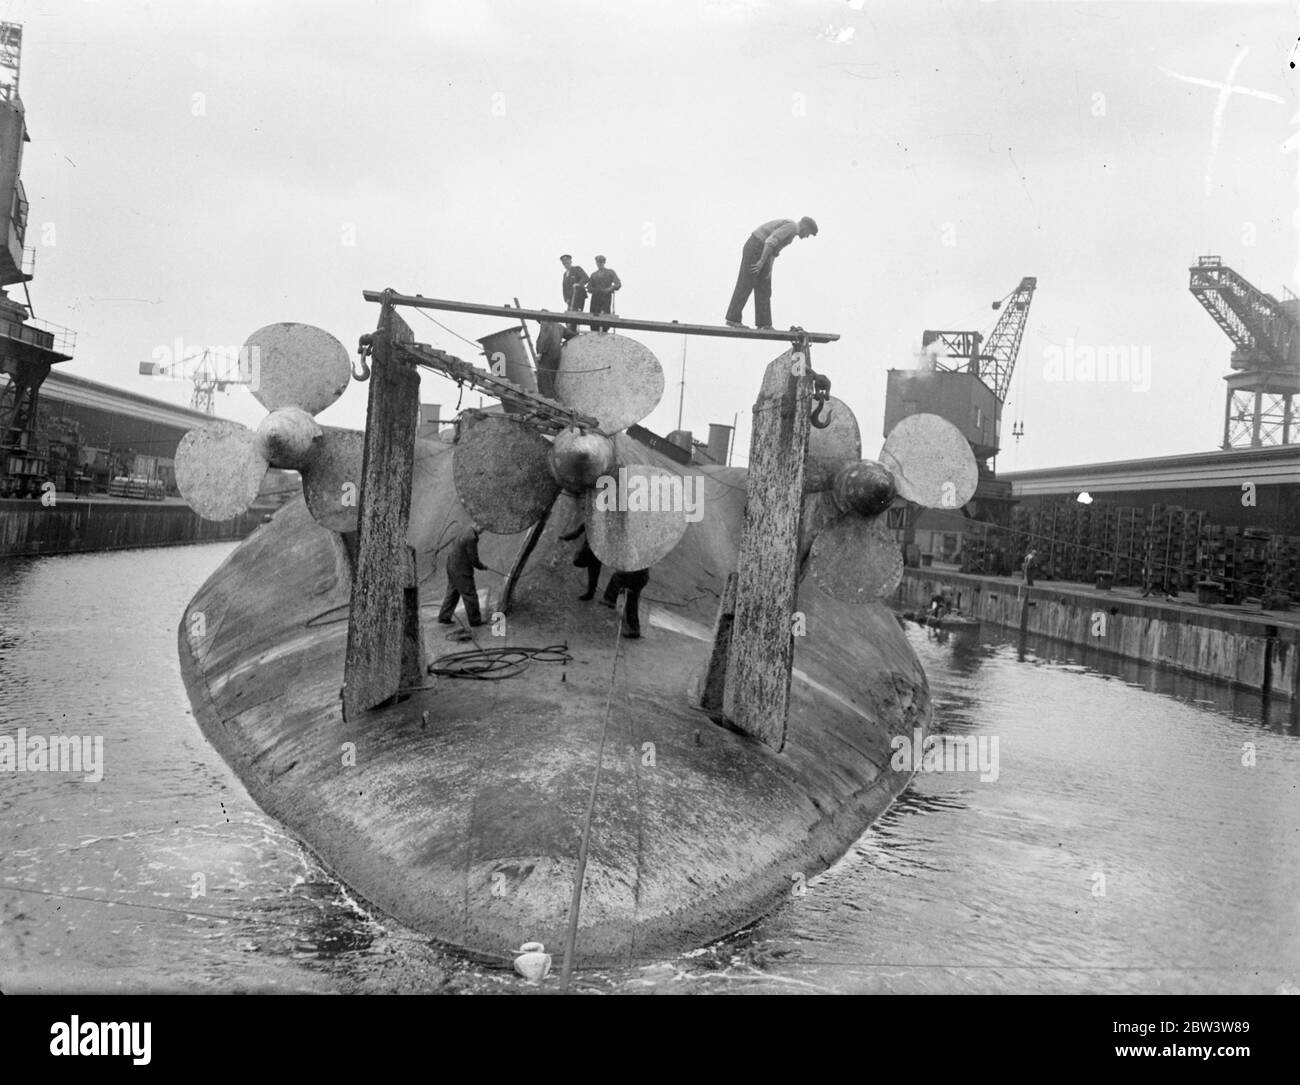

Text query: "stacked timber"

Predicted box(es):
[1114, 506, 1144, 586]
[1269, 535, 1300, 597]
[1088, 504, 1115, 580]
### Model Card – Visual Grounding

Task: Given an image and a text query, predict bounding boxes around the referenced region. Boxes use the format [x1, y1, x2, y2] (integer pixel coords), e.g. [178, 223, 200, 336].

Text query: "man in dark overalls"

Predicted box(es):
[534, 313, 576, 399]
[560, 254, 588, 334]
[600, 567, 650, 639]
[587, 255, 621, 332]
[438, 522, 487, 626]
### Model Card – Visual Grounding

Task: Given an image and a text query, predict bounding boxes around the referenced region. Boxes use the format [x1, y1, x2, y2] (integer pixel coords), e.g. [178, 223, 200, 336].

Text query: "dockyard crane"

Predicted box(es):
[1187, 255, 1300, 448]
[920, 276, 1038, 403]
[138, 349, 251, 415]
[883, 275, 1038, 567]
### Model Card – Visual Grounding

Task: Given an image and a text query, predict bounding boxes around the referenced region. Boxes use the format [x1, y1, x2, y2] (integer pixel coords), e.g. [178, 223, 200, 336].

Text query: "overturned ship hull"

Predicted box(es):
[178, 433, 931, 966]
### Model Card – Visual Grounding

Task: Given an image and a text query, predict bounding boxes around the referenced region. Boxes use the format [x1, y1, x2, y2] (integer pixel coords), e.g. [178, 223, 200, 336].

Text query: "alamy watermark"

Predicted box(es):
[1042, 339, 1151, 392]
[144, 338, 261, 389]
[0, 728, 104, 782]
[890, 727, 999, 783]
[592, 467, 703, 523]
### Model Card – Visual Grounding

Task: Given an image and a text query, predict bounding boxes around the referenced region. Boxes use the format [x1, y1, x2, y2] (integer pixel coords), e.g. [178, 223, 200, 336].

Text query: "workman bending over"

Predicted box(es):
[438, 522, 487, 626]
[725, 216, 817, 329]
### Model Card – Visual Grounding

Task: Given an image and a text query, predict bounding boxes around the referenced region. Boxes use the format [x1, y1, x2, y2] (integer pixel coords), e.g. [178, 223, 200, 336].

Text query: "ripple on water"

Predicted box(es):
[2, 548, 1298, 993]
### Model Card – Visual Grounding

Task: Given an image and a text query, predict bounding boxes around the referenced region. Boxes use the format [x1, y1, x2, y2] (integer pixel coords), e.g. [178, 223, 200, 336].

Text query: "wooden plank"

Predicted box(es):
[699, 572, 737, 715]
[722, 350, 814, 751]
[362, 290, 839, 344]
[343, 306, 420, 721]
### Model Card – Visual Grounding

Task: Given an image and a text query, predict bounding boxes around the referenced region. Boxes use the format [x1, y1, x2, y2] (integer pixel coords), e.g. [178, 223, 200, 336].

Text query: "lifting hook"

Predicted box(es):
[810, 370, 833, 429]
[353, 334, 373, 382]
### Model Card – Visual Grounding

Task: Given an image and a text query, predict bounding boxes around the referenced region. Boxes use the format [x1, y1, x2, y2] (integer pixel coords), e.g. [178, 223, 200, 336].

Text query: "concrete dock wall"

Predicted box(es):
[0, 498, 264, 557]
[899, 568, 1300, 703]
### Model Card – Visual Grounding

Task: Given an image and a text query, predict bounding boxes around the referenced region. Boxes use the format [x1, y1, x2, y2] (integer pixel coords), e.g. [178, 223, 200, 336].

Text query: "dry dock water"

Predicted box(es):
[899, 567, 1300, 706]
[3, 540, 1297, 993]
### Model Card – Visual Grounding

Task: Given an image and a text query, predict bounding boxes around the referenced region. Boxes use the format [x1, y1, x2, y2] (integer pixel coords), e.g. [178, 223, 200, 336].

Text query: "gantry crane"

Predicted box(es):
[1188, 256, 1300, 448]
[138, 349, 251, 415]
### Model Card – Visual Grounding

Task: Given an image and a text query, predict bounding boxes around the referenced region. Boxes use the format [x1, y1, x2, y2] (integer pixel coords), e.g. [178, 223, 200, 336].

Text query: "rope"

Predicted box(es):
[428, 644, 573, 681]
[412, 306, 483, 350]
[559, 592, 626, 991]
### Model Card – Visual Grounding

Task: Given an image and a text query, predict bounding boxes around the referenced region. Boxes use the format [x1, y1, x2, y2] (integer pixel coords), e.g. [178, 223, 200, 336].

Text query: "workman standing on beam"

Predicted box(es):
[438, 522, 487, 626]
[725, 216, 818, 329]
[587, 254, 621, 332]
[560, 254, 589, 333]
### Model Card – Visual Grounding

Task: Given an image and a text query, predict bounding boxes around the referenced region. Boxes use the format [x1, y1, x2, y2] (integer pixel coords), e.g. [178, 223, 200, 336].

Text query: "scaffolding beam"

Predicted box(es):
[361, 290, 839, 344]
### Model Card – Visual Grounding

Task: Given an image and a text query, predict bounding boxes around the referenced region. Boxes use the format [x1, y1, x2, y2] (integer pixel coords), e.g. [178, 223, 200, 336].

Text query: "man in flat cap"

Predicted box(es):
[587, 254, 622, 332]
[560, 254, 589, 334]
[725, 216, 818, 330]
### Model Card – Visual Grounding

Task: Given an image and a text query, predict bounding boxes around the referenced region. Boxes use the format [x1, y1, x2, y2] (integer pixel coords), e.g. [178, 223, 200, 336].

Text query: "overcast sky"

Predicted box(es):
[8, 0, 1294, 469]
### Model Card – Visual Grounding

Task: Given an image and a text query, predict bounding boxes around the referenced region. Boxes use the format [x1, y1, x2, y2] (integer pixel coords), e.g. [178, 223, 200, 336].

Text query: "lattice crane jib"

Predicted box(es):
[1188, 256, 1300, 372]
[981, 276, 1037, 402]
[921, 276, 1037, 404]
[138, 348, 253, 417]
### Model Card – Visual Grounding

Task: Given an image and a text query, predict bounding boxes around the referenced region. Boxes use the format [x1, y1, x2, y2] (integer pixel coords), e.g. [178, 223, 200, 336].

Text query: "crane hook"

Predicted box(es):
[810, 370, 833, 429]
[353, 334, 373, 382]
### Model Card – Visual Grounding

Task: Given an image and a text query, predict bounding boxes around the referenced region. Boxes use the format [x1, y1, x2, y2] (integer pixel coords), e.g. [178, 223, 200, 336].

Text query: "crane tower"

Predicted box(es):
[1187, 255, 1300, 448]
[884, 276, 1038, 528]
[138, 348, 252, 415]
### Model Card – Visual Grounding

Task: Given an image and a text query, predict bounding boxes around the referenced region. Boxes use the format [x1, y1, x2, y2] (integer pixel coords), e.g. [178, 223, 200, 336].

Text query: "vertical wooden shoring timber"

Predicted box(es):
[342, 300, 423, 721]
[722, 347, 814, 751]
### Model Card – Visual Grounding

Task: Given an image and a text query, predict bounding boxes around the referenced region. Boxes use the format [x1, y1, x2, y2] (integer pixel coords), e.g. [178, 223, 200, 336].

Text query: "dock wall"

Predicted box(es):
[898, 568, 1300, 703]
[0, 499, 264, 557]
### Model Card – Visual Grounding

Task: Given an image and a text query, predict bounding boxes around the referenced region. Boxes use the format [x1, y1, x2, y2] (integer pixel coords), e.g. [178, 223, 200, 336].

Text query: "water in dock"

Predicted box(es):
[1, 544, 1296, 993]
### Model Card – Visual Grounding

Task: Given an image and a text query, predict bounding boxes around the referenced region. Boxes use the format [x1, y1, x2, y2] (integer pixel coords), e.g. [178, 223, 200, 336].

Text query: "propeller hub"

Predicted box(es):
[832, 459, 896, 518]
[550, 428, 615, 493]
[256, 406, 323, 470]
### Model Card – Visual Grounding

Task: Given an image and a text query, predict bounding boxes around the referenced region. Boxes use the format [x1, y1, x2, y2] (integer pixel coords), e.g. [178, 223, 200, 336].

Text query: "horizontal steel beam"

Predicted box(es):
[362, 290, 839, 344]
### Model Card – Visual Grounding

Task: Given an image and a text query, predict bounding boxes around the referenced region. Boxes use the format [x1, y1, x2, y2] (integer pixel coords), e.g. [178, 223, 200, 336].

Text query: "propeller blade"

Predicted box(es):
[584, 463, 688, 571]
[302, 428, 366, 533]
[245, 322, 352, 416]
[452, 414, 560, 534]
[804, 395, 861, 491]
[174, 422, 268, 522]
[553, 334, 664, 434]
[808, 514, 904, 603]
[879, 413, 978, 510]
